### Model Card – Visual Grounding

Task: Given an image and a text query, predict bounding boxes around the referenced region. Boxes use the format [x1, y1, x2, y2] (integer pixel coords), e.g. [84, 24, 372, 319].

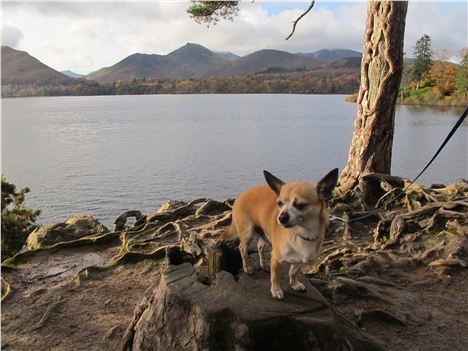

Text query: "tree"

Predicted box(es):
[411, 34, 434, 90]
[188, 0, 409, 192]
[456, 49, 468, 98]
[429, 49, 458, 95]
[187, 1, 239, 26]
[1, 177, 41, 259]
[340, 1, 408, 191]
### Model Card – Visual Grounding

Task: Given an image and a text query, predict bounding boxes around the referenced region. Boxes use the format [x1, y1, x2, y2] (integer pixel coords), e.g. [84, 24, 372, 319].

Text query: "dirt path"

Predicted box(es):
[2, 243, 163, 351]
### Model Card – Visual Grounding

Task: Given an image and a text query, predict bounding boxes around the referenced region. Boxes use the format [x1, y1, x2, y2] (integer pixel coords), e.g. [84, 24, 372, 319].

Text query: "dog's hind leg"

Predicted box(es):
[238, 225, 255, 275]
[289, 264, 306, 292]
[257, 238, 269, 272]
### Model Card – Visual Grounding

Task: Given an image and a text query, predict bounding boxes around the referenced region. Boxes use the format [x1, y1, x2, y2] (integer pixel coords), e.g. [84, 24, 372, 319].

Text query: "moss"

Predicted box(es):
[445, 226, 459, 235]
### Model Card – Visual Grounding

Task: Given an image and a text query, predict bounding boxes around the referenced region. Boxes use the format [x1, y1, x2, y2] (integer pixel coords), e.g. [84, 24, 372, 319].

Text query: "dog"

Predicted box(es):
[224, 169, 338, 300]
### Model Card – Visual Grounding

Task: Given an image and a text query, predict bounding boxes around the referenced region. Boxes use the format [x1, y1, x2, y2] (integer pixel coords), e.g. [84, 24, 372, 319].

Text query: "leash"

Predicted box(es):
[331, 106, 468, 224]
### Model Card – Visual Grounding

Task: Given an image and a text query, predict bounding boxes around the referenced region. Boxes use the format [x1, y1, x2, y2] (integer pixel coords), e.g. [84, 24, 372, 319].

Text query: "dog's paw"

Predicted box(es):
[271, 287, 284, 300]
[290, 281, 306, 292]
[244, 266, 255, 276]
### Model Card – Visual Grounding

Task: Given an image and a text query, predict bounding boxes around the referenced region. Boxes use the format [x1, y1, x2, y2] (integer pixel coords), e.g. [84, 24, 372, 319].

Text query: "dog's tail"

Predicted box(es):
[219, 223, 237, 241]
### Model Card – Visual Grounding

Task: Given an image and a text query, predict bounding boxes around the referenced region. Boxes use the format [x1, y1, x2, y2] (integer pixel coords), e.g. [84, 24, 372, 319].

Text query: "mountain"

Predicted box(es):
[1, 46, 73, 85]
[208, 49, 321, 77]
[166, 43, 229, 77]
[87, 43, 230, 83]
[326, 56, 362, 69]
[299, 49, 362, 62]
[214, 51, 240, 61]
[61, 70, 84, 79]
[87, 53, 177, 83]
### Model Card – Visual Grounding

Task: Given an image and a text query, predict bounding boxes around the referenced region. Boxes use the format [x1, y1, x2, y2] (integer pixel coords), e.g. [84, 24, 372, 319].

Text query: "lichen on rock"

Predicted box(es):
[26, 215, 109, 250]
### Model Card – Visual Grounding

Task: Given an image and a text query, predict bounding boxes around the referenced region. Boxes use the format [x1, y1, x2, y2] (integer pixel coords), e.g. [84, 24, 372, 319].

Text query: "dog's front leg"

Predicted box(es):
[270, 255, 283, 300]
[289, 264, 306, 292]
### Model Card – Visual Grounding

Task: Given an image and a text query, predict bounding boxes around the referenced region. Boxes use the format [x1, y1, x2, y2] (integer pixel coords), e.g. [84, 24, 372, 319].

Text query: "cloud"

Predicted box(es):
[405, 2, 468, 57]
[2, 1, 466, 74]
[1, 23, 24, 48]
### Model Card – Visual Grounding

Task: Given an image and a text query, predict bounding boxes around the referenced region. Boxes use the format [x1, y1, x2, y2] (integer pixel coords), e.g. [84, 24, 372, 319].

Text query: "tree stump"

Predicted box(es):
[123, 255, 383, 351]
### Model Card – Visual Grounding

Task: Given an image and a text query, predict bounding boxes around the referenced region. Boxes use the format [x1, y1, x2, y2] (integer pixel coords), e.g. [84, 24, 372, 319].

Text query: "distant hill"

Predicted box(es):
[166, 43, 229, 77]
[1, 46, 73, 85]
[214, 51, 240, 61]
[61, 70, 84, 79]
[326, 56, 362, 69]
[207, 49, 321, 77]
[299, 49, 362, 62]
[87, 43, 230, 83]
[87, 53, 178, 83]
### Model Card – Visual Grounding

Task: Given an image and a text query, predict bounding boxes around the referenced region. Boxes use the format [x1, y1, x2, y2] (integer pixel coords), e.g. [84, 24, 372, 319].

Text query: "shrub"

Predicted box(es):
[1, 177, 41, 259]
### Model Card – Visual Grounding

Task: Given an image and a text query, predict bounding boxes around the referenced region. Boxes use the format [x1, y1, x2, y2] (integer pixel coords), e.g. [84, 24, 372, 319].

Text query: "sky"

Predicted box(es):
[2, 1, 467, 74]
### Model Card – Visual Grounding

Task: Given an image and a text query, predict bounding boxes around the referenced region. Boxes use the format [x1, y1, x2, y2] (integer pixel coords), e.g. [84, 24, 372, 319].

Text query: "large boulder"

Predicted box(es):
[26, 215, 108, 250]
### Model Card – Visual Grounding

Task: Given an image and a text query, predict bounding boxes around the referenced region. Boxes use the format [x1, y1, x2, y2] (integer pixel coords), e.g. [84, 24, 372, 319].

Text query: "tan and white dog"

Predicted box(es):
[225, 169, 338, 300]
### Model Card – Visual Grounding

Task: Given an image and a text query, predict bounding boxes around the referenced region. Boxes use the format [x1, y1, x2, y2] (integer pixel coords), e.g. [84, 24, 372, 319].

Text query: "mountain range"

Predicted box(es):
[1, 43, 362, 86]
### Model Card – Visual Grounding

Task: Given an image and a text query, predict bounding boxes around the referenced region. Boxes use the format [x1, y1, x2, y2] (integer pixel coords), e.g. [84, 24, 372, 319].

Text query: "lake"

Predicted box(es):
[2, 95, 467, 226]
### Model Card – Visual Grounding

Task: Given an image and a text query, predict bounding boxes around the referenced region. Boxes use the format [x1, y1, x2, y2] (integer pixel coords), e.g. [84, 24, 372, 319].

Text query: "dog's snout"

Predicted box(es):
[278, 212, 289, 225]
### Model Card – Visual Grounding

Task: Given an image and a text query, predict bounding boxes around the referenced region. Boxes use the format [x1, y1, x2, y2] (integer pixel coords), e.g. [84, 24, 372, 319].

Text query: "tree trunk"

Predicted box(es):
[340, 1, 408, 192]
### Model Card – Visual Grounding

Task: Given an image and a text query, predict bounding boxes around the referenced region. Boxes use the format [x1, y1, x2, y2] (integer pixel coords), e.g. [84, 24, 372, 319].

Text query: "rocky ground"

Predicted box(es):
[1, 174, 467, 350]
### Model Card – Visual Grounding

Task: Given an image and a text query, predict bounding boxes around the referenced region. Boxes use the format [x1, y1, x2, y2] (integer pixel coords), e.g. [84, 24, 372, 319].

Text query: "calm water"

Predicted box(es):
[2, 95, 467, 226]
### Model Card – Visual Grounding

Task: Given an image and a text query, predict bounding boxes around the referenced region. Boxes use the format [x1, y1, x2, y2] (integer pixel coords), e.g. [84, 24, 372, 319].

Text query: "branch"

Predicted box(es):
[285, 0, 316, 40]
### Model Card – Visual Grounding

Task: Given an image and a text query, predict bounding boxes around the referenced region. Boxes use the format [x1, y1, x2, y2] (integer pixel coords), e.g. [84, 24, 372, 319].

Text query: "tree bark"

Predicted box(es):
[340, 1, 408, 192]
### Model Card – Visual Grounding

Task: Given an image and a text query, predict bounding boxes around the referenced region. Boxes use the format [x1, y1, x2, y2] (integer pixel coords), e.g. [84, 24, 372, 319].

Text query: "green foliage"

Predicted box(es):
[187, 1, 239, 26]
[1, 177, 41, 259]
[410, 34, 434, 88]
[398, 86, 467, 107]
[456, 49, 468, 97]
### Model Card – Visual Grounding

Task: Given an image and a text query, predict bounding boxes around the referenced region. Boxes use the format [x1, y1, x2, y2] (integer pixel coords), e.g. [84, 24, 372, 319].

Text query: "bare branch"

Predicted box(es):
[285, 1, 316, 40]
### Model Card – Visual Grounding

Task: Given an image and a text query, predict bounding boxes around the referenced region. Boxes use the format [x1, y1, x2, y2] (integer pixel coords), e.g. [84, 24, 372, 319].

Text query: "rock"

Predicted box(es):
[155, 200, 188, 213]
[26, 215, 108, 250]
[123, 260, 383, 351]
[66, 215, 109, 234]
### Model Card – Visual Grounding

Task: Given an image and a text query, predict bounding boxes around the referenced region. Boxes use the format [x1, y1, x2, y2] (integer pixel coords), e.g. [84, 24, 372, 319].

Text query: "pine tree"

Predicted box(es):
[411, 34, 434, 89]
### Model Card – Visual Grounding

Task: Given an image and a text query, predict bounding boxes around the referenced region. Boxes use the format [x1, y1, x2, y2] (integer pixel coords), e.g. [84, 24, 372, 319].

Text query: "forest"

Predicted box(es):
[2, 70, 359, 97]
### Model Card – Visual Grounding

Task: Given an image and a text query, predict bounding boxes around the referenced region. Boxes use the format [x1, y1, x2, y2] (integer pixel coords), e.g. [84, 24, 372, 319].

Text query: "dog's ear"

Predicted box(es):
[263, 170, 285, 195]
[317, 168, 338, 201]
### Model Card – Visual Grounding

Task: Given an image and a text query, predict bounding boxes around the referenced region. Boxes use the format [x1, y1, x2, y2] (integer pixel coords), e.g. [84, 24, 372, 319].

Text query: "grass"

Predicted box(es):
[345, 86, 467, 107]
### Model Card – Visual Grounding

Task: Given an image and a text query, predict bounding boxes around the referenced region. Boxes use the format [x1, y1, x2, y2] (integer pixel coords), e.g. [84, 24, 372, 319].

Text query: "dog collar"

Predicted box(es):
[296, 233, 317, 242]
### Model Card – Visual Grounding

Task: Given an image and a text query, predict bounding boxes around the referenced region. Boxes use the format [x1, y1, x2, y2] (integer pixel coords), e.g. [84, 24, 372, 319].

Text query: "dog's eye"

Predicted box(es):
[277, 200, 284, 207]
[294, 202, 307, 210]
